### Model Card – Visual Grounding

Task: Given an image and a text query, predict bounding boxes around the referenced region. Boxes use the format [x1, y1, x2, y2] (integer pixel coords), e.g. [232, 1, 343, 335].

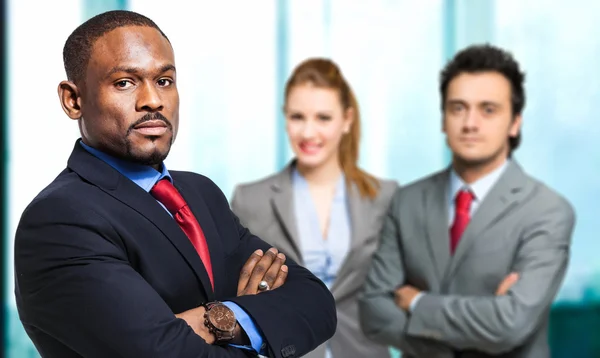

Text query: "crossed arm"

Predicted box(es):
[358, 207, 454, 357]
[177, 247, 289, 346]
[15, 196, 335, 358]
[359, 195, 575, 356]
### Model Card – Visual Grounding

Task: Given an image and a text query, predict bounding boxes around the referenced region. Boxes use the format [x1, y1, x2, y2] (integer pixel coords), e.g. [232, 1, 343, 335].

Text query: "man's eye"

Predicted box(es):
[115, 80, 133, 88]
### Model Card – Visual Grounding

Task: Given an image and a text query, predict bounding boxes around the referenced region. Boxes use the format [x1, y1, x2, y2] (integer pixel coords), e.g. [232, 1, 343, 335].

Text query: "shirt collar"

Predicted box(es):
[449, 159, 509, 203]
[292, 167, 346, 200]
[79, 140, 172, 192]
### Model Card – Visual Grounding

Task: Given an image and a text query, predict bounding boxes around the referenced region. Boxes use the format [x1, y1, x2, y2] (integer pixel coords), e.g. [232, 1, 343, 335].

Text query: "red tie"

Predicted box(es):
[151, 179, 214, 290]
[450, 189, 474, 255]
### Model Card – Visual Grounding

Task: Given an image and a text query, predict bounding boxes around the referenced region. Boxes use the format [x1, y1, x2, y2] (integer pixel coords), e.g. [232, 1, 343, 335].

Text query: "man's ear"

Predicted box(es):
[509, 113, 522, 137]
[58, 80, 82, 120]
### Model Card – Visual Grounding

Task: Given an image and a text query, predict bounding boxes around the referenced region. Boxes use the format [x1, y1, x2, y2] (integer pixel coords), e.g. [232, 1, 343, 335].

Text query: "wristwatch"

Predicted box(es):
[202, 301, 237, 345]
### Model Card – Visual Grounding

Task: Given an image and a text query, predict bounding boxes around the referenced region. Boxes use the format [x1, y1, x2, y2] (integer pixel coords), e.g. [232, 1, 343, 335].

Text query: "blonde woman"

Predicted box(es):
[231, 58, 398, 358]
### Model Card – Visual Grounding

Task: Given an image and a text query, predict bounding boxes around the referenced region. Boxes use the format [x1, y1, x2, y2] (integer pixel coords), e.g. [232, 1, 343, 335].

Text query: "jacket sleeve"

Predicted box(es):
[406, 199, 575, 354]
[358, 191, 454, 357]
[15, 197, 252, 358]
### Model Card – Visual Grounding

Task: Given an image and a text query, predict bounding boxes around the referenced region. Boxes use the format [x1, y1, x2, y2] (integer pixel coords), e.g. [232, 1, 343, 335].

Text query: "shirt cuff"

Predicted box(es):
[409, 292, 425, 312]
[222, 301, 265, 353]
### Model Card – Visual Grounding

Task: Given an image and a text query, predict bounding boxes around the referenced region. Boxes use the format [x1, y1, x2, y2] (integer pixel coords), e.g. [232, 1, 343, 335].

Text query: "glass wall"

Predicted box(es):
[5, 1, 598, 356]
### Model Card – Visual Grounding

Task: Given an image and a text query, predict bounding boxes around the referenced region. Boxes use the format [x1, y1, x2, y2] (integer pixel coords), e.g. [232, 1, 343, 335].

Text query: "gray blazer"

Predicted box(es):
[231, 164, 398, 358]
[358, 161, 576, 358]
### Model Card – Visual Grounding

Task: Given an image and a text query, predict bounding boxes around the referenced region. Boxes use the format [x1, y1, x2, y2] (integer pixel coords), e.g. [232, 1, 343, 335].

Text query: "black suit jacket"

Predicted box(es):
[14, 142, 336, 358]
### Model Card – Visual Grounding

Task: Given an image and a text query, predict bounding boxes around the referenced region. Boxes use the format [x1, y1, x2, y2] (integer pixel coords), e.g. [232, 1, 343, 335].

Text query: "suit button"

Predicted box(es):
[281, 344, 296, 357]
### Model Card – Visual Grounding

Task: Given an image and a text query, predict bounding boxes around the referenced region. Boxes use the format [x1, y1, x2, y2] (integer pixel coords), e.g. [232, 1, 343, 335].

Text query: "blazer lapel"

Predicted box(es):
[330, 183, 370, 298]
[443, 161, 527, 284]
[67, 143, 214, 300]
[424, 169, 452, 282]
[347, 184, 371, 251]
[270, 164, 302, 261]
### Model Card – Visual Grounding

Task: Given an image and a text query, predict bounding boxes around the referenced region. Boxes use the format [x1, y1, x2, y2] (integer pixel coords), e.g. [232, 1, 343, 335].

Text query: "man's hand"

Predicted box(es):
[237, 247, 288, 296]
[175, 306, 215, 344]
[496, 272, 519, 295]
[394, 285, 421, 311]
[175, 248, 290, 345]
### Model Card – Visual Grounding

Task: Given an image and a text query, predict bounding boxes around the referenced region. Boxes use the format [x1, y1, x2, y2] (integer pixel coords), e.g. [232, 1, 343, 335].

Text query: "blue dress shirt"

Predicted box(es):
[292, 169, 351, 289]
[79, 141, 264, 353]
[292, 169, 351, 358]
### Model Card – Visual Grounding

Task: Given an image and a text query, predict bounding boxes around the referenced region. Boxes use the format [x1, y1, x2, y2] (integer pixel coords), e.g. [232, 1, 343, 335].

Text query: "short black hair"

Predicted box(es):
[63, 10, 169, 84]
[440, 44, 526, 152]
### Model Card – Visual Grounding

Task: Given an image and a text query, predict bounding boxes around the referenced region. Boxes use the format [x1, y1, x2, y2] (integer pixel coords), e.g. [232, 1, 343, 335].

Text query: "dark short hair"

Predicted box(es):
[63, 10, 169, 84]
[440, 44, 526, 153]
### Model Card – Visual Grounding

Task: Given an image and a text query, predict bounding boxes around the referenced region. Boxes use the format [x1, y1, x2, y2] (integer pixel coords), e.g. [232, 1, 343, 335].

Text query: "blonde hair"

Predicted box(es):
[284, 58, 380, 199]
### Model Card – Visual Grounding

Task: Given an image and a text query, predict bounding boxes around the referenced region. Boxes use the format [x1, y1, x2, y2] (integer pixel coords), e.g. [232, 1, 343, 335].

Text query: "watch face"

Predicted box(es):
[208, 304, 236, 331]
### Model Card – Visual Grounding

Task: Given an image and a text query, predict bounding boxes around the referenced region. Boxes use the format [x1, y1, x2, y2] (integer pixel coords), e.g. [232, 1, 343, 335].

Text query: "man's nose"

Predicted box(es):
[136, 82, 164, 112]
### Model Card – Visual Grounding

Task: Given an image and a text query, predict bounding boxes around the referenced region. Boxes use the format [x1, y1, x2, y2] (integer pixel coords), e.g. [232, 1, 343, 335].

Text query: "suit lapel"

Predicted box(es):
[67, 143, 214, 300]
[424, 169, 452, 282]
[346, 183, 370, 251]
[270, 164, 302, 261]
[330, 183, 370, 298]
[443, 161, 527, 284]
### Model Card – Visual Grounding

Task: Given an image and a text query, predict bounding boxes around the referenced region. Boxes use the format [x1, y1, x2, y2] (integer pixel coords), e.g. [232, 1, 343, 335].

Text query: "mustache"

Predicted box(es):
[128, 112, 172, 132]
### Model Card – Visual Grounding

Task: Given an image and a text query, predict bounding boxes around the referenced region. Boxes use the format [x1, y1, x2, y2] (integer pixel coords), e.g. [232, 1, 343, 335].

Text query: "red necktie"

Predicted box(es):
[450, 189, 474, 255]
[151, 179, 214, 290]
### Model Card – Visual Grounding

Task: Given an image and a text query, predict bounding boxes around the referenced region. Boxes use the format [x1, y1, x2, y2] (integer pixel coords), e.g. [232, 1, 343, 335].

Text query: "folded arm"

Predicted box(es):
[358, 193, 453, 357]
[223, 213, 337, 358]
[406, 201, 575, 354]
[15, 199, 250, 358]
[196, 176, 336, 358]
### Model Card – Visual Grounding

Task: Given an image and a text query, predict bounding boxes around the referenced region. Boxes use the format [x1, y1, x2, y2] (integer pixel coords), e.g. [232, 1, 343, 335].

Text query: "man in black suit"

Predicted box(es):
[14, 10, 336, 358]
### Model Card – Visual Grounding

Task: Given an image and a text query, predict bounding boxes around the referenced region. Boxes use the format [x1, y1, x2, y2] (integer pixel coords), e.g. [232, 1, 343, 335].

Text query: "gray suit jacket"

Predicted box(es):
[231, 164, 398, 358]
[359, 161, 575, 358]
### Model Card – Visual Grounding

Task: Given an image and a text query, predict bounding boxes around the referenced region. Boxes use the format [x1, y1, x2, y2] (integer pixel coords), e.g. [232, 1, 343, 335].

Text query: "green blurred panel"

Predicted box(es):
[441, 0, 494, 165]
[275, 0, 290, 170]
[550, 302, 600, 357]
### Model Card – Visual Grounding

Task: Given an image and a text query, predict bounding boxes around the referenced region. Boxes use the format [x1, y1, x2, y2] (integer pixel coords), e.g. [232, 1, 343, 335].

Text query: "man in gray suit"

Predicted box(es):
[359, 44, 575, 358]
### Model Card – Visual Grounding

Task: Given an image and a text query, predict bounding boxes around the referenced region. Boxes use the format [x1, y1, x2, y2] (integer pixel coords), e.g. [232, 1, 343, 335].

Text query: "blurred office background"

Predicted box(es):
[3, 0, 599, 357]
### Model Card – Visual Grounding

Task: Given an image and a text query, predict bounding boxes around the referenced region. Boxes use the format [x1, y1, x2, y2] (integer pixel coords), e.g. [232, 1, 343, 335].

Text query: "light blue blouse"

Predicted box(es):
[292, 169, 351, 289]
